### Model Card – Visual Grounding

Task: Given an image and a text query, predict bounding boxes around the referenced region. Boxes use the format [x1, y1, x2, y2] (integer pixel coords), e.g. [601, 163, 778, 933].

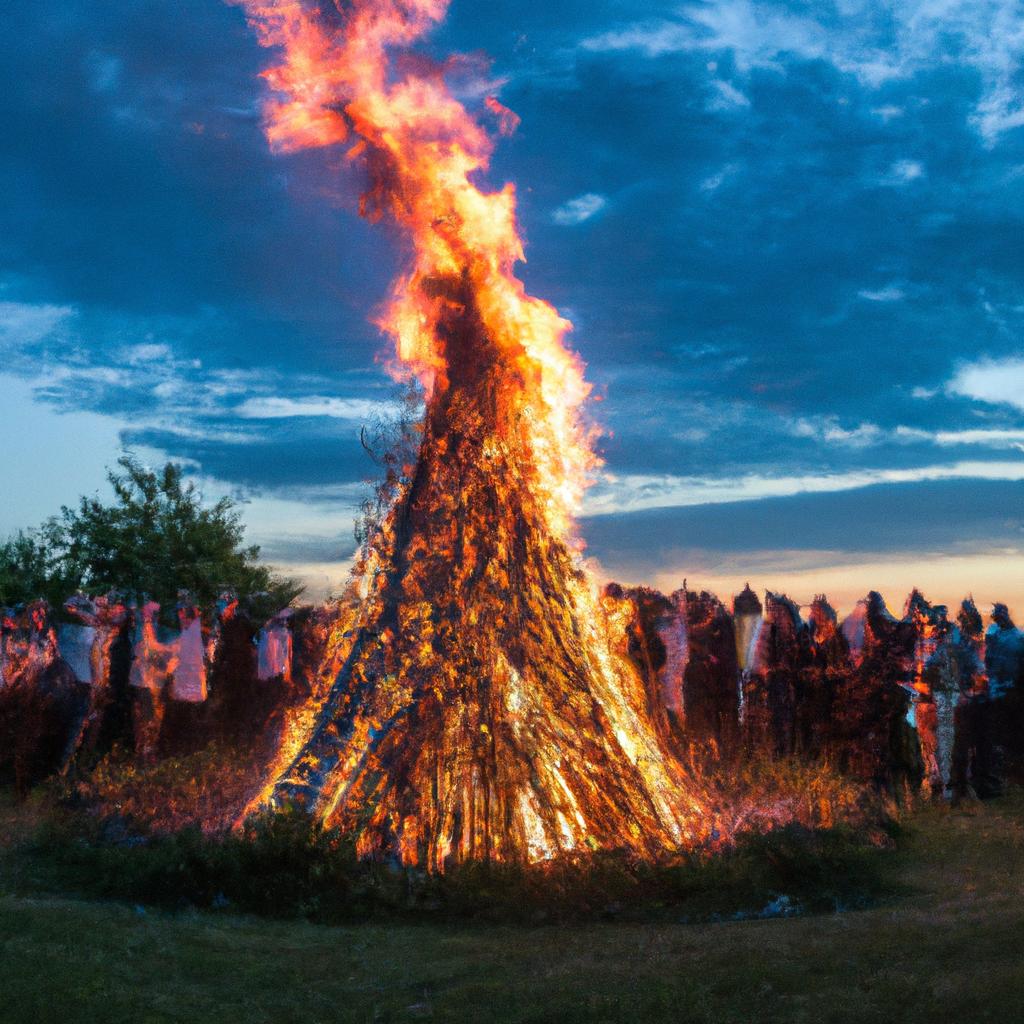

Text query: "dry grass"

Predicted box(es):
[75, 741, 881, 845]
[68, 743, 264, 834]
[683, 745, 885, 839]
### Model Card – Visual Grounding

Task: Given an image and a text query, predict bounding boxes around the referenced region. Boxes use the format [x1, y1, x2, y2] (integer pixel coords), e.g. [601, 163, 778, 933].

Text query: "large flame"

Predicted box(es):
[232, 0, 708, 866]
[234, 0, 594, 540]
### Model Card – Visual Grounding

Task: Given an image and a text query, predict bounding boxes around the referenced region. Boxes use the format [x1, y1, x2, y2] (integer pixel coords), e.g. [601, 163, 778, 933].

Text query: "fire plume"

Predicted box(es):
[236, 0, 591, 537]
[234, 0, 706, 866]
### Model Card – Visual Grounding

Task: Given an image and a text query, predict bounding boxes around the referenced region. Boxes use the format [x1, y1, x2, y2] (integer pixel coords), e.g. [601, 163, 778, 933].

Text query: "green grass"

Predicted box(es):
[2, 791, 1024, 1023]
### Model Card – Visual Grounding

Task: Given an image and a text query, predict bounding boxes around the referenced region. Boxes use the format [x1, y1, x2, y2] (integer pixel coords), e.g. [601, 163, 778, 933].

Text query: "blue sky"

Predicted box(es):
[2, 0, 1023, 612]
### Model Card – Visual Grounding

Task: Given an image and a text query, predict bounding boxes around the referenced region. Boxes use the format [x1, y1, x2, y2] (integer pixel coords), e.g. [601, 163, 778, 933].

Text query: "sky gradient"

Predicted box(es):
[2, 0, 1023, 615]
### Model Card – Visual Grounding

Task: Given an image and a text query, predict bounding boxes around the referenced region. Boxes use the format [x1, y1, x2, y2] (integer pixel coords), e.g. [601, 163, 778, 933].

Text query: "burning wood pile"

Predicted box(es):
[225, 0, 710, 866]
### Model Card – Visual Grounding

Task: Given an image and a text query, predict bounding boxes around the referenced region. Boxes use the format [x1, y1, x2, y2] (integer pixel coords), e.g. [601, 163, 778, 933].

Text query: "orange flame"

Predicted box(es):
[233, 0, 596, 539]
[230, 0, 713, 865]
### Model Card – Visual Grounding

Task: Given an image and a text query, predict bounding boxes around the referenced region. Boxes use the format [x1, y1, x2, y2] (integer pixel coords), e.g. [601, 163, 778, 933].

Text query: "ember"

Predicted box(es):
[232, 0, 705, 867]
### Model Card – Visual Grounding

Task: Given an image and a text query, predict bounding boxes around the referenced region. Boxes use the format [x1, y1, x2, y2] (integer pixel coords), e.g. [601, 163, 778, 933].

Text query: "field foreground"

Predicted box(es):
[1, 791, 1023, 1023]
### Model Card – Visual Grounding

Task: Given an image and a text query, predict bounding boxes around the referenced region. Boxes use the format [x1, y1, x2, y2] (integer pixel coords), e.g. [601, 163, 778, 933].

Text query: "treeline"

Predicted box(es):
[0, 456, 301, 617]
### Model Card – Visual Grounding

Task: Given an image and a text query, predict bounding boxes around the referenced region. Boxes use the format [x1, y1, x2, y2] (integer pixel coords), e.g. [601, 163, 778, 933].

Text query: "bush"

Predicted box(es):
[0, 456, 301, 615]
[15, 804, 900, 925]
[0, 532, 57, 608]
[21, 806, 399, 921]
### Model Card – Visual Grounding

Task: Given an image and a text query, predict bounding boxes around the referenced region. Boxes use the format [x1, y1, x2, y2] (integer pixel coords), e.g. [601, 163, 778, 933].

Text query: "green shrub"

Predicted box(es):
[1, 456, 300, 615]
[12, 803, 901, 925]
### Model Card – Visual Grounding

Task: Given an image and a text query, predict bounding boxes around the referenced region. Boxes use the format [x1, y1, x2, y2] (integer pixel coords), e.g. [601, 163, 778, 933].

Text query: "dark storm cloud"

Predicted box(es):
[122, 426, 377, 490]
[584, 478, 1024, 573]
[2, 0, 1023, 570]
[257, 533, 360, 565]
[506, 50, 1020, 414]
[0, 0, 389, 364]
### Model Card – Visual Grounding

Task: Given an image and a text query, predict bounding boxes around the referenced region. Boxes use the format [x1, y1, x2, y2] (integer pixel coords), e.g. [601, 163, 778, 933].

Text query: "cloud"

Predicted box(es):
[891, 426, 1024, 452]
[3, 0, 1024, 593]
[642, 550, 1024, 620]
[218, 482, 364, 564]
[928, 428, 1024, 449]
[580, 21, 694, 58]
[584, 460, 1024, 516]
[0, 367, 367, 602]
[235, 396, 398, 420]
[579, 0, 1024, 143]
[790, 417, 884, 447]
[948, 357, 1024, 411]
[0, 292, 400, 495]
[707, 80, 750, 111]
[583, 478, 1024, 613]
[787, 418, 1024, 452]
[699, 162, 741, 192]
[123, 342, 173, 365]
[883, 159, 925, 185]
[858, 285, 906, 302]
[552, 192, 607, 225]
[871, 105, 904, 122]
[581, 5, 829, 70]
[84, 51, 122, 94]
[0, 301, 75, 350]
[973, 86, 1024, 143]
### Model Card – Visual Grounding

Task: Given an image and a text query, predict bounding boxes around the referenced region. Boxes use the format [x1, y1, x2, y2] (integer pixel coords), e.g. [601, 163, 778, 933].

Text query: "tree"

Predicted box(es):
[0, 457, 302, 616]
[0, 531, 62, 607]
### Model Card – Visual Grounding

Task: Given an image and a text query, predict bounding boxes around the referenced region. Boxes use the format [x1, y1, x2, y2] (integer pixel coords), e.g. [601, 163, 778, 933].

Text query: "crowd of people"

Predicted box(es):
[2, 583, 1022, 806]
[0, 592, 326, 792]
[623, 584, 1024, 801]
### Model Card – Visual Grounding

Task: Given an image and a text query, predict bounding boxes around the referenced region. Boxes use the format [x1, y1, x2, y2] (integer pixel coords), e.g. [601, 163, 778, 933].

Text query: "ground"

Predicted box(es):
[1, 790, 1023, 1023]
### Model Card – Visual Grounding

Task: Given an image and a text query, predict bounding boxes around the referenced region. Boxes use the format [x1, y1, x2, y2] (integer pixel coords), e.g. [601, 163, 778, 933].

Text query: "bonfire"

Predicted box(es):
[233, 0, 708, 868]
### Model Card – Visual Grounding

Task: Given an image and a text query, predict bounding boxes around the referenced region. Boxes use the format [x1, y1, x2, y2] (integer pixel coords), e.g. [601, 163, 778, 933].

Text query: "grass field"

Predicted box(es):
[1, 790, 1023, 1023]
